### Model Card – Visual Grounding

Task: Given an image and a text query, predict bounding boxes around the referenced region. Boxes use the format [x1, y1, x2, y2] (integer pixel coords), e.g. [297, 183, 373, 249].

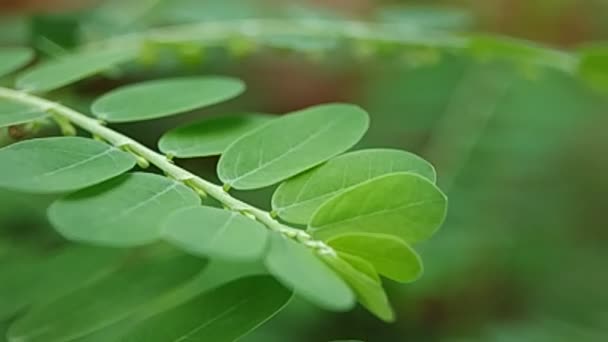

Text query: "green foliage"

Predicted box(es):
[0, 47, 33, 78]
[0, 98, 46, 128]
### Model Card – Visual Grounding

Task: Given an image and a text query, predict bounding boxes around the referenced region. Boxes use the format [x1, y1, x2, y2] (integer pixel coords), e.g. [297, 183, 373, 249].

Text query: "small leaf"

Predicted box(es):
[272, 148, 436, 224]
[218, 103, 369, 190]
[91, 77, 245, 123]
[337, 252, 380, 283]
[327, 233, 423, 283]
[7, 251, 205, 342]
[0, 97, 47, 128]
[309, 172, 447, 244]
[158, 114, 273, 158]
[48, 172, 201, 247]
[323, 254, 394, 322]
[122, 276, 292, 342]
[163, 206, 269, 261]
[0, 47, 34, 78]
[16, 48, 137, 92]
[0, 137, 136, 193]
[264, 233, 355, 311]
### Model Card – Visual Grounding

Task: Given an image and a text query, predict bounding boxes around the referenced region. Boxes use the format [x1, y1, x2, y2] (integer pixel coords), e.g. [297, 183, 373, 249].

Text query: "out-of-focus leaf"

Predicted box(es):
[48, 172, 200, 247]
[375, 6, 473, 31]
[0, 137, 135, 193]
[218, 103, 369, 190]
[0, 97, 47, 128]
[0, 47, 33, 78]
[91, 77, 245, 123]
[578, 44, 608, 92]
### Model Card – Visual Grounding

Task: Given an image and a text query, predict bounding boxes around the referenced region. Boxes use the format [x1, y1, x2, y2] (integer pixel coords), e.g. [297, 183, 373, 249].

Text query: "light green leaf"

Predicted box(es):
[323, 254, 394, 322]
[16, 48, 137, 92]
[0, 137, 136, 193]
[48, 172, 201, 247]
[163, 206, 269, 261]
[337, 252, 380, 283]
[91, 77, 245, 123]
[218, 103, 369, 190]
[578, 44, 608, 91]
[0, 47, 34, 78]
[309, 172, 447, 244]
[158, 114, 273, 158]
[327, 233, 423, 283]
[122, 276, 292, 342]
[7, 251, 205, 342]
[264, 233, 355, 311]
[0, 97, 47, 128]
[272, 148, 436, 224]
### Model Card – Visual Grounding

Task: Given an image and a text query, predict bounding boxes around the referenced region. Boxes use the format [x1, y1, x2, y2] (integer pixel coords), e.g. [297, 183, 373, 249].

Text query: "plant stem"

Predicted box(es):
[0, 86, 331, 253]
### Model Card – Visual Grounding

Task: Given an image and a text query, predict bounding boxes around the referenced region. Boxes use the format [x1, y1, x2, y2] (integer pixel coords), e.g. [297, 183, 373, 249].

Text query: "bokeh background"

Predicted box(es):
[1, 0, 607, 341]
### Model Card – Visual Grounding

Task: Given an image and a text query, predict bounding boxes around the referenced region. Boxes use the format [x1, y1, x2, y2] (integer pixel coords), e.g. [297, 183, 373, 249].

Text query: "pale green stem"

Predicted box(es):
[0, 86, 332, 254]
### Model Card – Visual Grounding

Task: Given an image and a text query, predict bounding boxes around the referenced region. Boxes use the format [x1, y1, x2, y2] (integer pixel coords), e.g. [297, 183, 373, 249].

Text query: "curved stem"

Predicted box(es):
[0, 86, 331, 253]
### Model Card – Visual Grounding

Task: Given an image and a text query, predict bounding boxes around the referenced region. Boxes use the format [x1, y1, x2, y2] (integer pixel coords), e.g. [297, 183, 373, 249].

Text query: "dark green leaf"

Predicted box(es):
[0, 47, 34, 78]
[0, 97, 47, 128]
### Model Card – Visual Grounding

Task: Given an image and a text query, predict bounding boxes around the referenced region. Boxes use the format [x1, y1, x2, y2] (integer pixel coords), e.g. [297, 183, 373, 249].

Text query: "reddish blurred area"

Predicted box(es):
[0, 0, 99, 12]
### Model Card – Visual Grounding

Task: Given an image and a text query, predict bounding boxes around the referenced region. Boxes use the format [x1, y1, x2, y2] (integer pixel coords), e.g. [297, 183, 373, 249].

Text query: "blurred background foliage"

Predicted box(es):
[1, 0, 607, 341]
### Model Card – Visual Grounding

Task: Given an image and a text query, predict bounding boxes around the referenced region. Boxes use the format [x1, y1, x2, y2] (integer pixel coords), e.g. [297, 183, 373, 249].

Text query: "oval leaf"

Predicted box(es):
[309, 172, 447, 244]
[122, 276, 292, 342]
[327, 233, 423, 283]
[0, 137, 136, 193]
[7, 251, 205, 342]
[0, 47, 34, 78]
[218, 103, 369, 190]
[0, 98, 47, 128]
[48, 172, 201, 247]
[163, 206, 269, 261]
[264, 233, 355, 311]
[16, 48, 137, 92]
[158, 114, 273, 158]
[272, 149, 436, 224]
[91, 77, 245, 123]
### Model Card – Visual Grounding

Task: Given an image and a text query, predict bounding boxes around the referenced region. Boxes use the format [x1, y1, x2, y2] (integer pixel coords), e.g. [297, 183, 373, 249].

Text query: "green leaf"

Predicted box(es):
[272, 148, 436, 224]
[158, 114, 273, 158]
[16, 48, 137, 92]
[7, 251, 205, 342]
[337, 252, 380, 283]
[91, 77, 245, 123]
[163, 206, 269, 261]
[309, 172, 447, 244]
[578, 44, 608, 92]
[122, 276, 292, 342]
[0, 137, 136, 193]
[0, 47, 34, 78]
[264, 233, 355, 311]
[327, 233, 423, 283]
[323, 254, 394, 322]
[218, 103, 369, 190]
[0, 97, 47, 128]
[48, 172, 201, 247]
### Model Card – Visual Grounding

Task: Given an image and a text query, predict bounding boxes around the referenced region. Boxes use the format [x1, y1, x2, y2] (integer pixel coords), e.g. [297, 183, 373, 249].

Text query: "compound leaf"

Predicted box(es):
[272, 148, 436, 224]
[163, 206, 269, 261]
[264, 233, 355, 311]
[218, 103, 369, 190]
[0, 137, 136, 193]
[0, 47, 34, 78]
[48, 172, 201, 247]
[309, 172, 447, 244]
[91, 77, 245, 123]
[122, 276, 292, 342]
[158, 114, 273, 158]
[0, 97, 47, 128]
[327, 233, 423, 283]
[16, 48, 137, 92]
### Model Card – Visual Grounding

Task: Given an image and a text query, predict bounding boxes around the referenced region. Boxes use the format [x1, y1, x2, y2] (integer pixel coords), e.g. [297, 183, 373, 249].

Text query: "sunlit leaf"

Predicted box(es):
[0, 137, 136, 193]
[218, 103, 369, 190]
[264, 233, 355, 311]
[163, 206, 269, 261]
[91, 77, 245, 123]
[122, 276, 292, 342]
[310, 172, 447, 243]
[337, 252, 380, 283]
[578, 44, 608, 92]
[48, 172, 201, 247]
[16, 48, 137, 92]
[158, 114, 273, 158]
[272, 149, 436, 224]
[7, 250, 205, 342]
[0, 97, 47, 128]
[0, 47, 33, 78]
[327, 233, 423, 283]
